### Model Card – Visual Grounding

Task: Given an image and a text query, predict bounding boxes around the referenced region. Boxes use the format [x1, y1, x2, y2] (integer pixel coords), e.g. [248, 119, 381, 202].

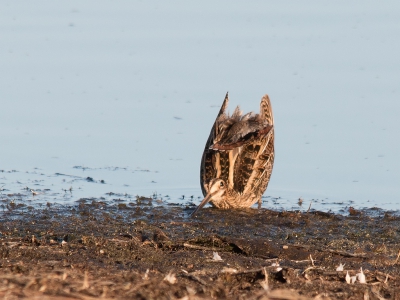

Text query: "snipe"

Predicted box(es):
[192, 92, 274, 216]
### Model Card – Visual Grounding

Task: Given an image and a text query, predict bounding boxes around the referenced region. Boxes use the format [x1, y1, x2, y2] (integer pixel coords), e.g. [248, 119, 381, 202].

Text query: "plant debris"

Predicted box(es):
[0, 203, 399, 299]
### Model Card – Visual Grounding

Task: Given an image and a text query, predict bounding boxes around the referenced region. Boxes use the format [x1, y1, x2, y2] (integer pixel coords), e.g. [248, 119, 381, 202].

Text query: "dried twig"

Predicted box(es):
[309, 254, 315, 266]
[285, 244, 368, 258]
[326, 249, 368, 258]
[231, 266, 281, 276]
[181, 272, 208, 286]
[259, 267, 269, 291]
[375, 270, 396, 280]
[392, 249, 400, 265]
[183, 242, 223, 252]
[81, 271, 89, 290]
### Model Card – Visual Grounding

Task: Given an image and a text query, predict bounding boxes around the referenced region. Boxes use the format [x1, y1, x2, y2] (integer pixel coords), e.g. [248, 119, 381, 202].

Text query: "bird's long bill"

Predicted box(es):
[190, 192, 214, 217]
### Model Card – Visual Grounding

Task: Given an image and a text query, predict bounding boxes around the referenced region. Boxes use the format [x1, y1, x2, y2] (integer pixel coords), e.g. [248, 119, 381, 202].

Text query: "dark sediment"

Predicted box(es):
[0, 199, 400, 299]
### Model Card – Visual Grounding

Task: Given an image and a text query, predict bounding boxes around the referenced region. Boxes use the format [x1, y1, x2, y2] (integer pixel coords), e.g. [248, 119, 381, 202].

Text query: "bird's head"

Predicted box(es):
[191, 178, 226, 217]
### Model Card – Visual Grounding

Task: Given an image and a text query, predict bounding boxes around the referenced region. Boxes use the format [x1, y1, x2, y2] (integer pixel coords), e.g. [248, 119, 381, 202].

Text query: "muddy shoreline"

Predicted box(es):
[0, 199, 399, 299]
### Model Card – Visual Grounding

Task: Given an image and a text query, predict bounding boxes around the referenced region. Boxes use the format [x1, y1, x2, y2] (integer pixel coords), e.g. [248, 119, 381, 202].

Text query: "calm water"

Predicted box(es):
[1, 1, 399, 212]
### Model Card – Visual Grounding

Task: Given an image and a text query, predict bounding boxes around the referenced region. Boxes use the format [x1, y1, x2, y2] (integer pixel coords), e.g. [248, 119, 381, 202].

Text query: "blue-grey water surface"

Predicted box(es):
[1, 1, 399, 213]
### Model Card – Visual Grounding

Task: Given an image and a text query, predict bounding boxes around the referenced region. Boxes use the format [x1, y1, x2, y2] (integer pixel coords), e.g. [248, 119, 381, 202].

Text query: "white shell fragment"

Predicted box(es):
[213, 252, 223, 261]
[357, 267, 366, 284]
[336, 263, 345, 272]
[143, 269, 149, 280]
[345, 271, 351, 284]
[164, 271, 177, 284]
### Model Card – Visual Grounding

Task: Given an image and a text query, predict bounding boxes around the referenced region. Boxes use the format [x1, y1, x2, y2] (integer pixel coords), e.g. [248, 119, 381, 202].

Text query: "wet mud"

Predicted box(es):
[0, 197, 400, 299]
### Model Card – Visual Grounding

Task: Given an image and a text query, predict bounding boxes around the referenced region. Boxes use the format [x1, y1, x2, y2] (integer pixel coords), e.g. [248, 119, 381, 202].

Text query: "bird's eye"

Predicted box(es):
[219, 181, 224, 187]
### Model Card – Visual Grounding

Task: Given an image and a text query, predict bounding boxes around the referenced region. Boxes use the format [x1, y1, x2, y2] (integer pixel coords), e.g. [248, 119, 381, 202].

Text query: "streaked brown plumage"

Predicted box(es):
[192, 92, 274, 216]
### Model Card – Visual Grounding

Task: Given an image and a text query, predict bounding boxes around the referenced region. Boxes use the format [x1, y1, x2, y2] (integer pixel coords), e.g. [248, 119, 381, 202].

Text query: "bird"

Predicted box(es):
[192, 92, 274, 216]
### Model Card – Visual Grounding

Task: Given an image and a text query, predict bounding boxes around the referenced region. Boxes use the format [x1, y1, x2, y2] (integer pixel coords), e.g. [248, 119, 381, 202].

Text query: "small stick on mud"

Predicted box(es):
[326, 249, 368, 258]
[375, 270, 396, 281]
[181, 272, 208, 286]
[302, 266, 324, 274]
[286, 244, 368, 258]
[309, 254, 315, 266]
[232, 266, 282, 277]
[259, 267, 269, 291]
[183, 242, 223, 252]
[81, 271, 89, 290]
[288, 259, 311, 264]
[392, 249, 400, 265]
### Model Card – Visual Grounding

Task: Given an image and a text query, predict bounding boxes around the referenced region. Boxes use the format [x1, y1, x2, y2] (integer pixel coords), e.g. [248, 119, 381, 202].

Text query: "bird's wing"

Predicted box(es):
[233, 94, 275, 195]
[232, 130, 274, 194]
[253, 132, 274, 199]
[200, 92, 230, 196]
